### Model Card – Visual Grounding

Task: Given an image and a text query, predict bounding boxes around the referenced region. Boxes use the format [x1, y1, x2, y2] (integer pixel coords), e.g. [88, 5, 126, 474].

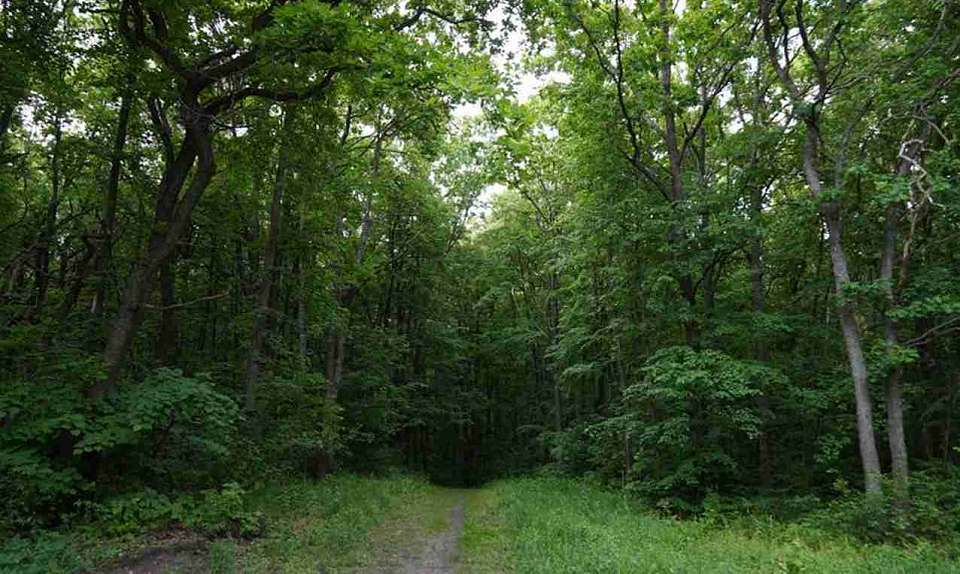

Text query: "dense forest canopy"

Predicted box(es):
[2, 0, 960, 550]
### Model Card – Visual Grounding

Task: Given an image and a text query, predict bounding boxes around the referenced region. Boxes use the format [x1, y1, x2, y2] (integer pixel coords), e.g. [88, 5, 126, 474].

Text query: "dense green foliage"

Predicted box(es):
[2, 0, 960, 566]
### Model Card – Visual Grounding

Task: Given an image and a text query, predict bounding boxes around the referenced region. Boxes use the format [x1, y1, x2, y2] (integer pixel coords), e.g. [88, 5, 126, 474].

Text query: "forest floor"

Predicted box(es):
[10, 474, 959, 573]
[357, 488, 465, 573]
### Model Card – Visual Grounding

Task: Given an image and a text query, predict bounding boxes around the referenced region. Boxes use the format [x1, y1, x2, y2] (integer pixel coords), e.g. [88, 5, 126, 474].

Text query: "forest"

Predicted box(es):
[1, 0, 960, 571]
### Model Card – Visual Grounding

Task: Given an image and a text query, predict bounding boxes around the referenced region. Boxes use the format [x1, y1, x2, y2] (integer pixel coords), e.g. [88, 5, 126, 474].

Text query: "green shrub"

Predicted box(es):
[0, 531, 95, 574]
[1, 363, 239, 533]
[78, 368, 240, 483]
[185, 482, 265, 538]
[0, 341, 103, 532]
[83, 482, 265, 539]
[255, 373, 342, 477]
[541, 420, 607, 478]
[804, 468, 960, 545]
[701, 492, 823, 526]
[81, 488, 181, 536]
[553, 347, 782, 512]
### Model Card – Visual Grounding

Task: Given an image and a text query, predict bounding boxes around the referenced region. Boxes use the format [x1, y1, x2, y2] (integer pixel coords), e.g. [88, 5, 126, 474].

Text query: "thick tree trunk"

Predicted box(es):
[324, 327, 345, 401]
[92, 106, 214, 398]
[156, 262, 179, 365]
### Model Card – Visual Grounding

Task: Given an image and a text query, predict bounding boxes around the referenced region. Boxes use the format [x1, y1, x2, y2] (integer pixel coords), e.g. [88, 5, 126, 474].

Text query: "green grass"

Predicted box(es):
[464, 477, 959, 574]
[0, 473, 431, 574]
[5, 474, 958, 573]
[237, 473, 432, 572]
[460, 486, 511, 573]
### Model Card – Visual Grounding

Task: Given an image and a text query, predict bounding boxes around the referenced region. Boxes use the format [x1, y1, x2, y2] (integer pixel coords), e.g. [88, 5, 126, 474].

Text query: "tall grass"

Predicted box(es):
[240, 473, 430, 572]
[474, 477, 958, 573]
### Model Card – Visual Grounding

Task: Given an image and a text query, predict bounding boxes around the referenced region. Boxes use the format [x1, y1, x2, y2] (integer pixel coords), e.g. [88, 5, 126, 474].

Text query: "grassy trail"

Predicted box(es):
[83, 475, 959, 573]
[237, 476, 958, 573]
[357, 487, 467, 573]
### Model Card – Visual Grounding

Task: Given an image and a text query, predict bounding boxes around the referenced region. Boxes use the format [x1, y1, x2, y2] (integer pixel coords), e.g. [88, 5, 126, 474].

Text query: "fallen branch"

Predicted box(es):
[143, 292, 227, 311]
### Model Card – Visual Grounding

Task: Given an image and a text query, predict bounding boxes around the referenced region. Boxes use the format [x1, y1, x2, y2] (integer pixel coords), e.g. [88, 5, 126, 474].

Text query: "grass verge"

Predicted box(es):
[463, 477, 959, 574]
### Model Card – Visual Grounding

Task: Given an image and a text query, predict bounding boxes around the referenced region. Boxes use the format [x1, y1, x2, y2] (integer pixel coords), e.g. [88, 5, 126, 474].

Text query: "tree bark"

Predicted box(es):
[244, 109, 293, 413]
[806, 119, 881, 493]
[156, 261, 179, 365]
[324, 327, 346, 401]
[758, 0, 882, 493]
[295, 241, 309, 369]
[91, 85, 134, 317]
[658, 0, 699, 346]
[92, 103, 214, 398]
[31, 108, 64, 319]
[880, 137, 925, 488]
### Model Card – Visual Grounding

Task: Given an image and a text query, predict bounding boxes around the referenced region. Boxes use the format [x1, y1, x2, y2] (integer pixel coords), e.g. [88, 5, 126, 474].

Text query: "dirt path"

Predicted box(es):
[397, 502, 464, 573]
[359, 491, 466, 574]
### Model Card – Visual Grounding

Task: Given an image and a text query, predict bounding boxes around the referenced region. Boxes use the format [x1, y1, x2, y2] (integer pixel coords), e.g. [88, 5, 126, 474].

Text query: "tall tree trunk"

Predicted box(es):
[803, 123, 882, 494]
[31, 108, 63, 319]
[750, 179, 774, 486]
[91, 84, 134, 317]
[295, 249, 308, 369]
[156, 261, 179, 365]
[324, 327, 345, 401]
[881, 207, 908, 486]
[880, 136, 925, 488]
[547, 269, 562, 431]
[325, 130, 381, 401]
[59, 84, 135, 326]
[244, 110, 293, 413]
[93, 105, 214, 398]
[759, 0, 882, 494]
[658, 0, 698, 346]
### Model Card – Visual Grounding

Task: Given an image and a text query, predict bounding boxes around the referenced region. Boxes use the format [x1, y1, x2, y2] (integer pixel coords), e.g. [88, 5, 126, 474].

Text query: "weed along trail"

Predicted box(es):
[359, 488, 467, 574]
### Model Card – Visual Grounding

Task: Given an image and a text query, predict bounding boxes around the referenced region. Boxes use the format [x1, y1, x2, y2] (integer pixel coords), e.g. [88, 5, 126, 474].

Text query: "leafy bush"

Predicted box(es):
[82, 488, 180, 536]
[184, 482, 265, 538]
[701, 493, 823, 526]
[809, 468, 960, 545]
[79, 368, 240, 483]
[0, 365, 239, 532]
[0, 531, 99, 574]
[81, 481, 264, 539]
[562, 347, 783, 512]
[0, 343, 104, 532]
[256, 372, 342, 478]
[542, 420, 606, 478]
